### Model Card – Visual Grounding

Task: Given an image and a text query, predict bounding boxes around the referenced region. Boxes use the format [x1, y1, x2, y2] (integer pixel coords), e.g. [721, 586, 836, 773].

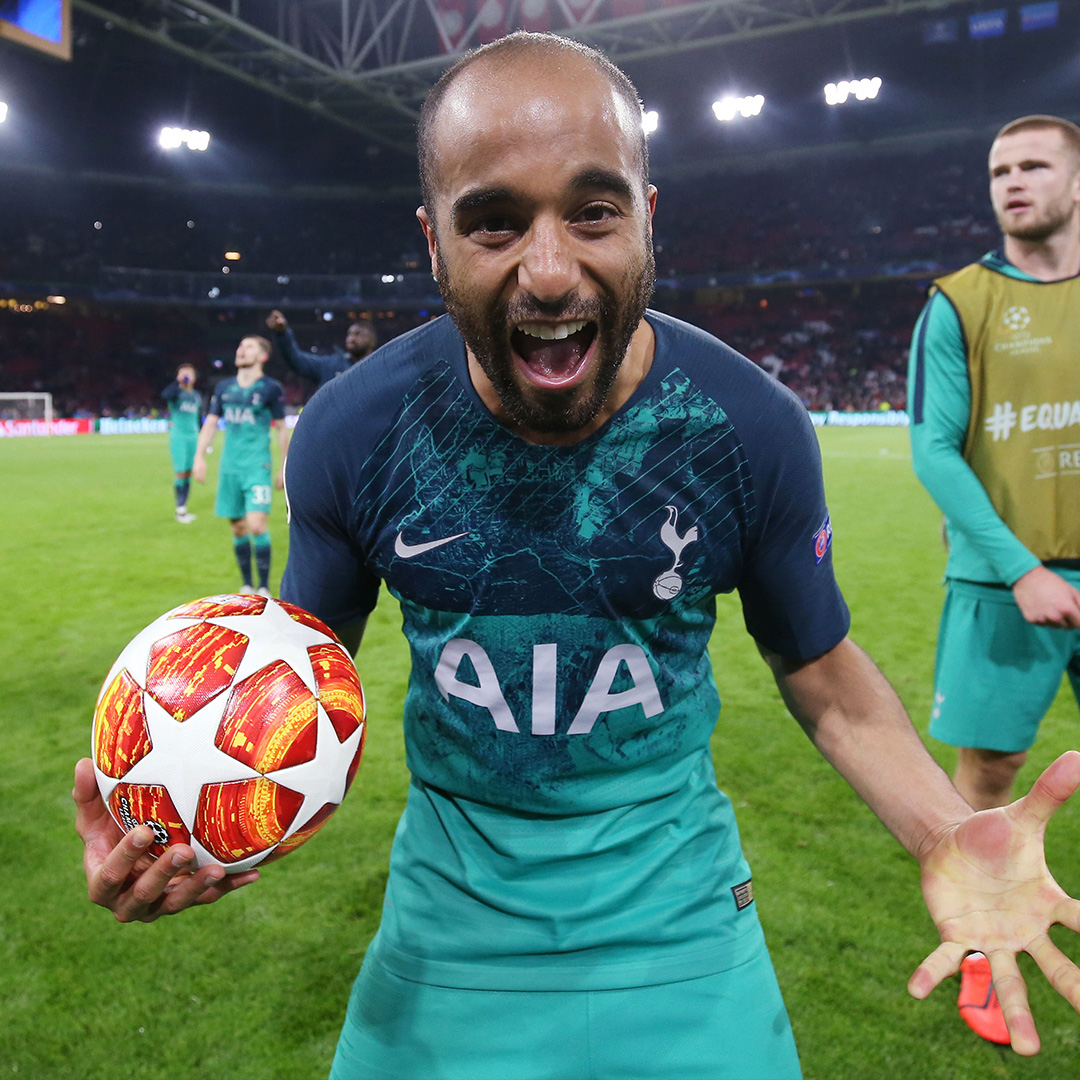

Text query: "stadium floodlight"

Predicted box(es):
[712, 95, 765, 123]
[158, 126, 211, 152]
[381, 274, 396, 283]
[0, 102, 7, 124]
[642, 109, 659, 136]
[824, 78, 883, 106]
[224, 251, 241, 261]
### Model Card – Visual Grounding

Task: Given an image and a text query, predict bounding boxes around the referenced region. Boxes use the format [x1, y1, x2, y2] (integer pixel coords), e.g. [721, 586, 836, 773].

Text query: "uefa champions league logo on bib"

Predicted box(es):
[1002, 306, 1031, 332]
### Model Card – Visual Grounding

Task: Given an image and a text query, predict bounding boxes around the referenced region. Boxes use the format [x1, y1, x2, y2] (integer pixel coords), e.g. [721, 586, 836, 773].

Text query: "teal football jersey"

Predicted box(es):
[161, 382, 203, 438]
[209, 375, 285, 471]
[283, 312, 849, 990]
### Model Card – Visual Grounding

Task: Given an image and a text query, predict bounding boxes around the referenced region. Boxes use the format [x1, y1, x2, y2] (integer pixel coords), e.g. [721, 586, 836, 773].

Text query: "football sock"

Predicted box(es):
[253, 532, 271, 589]
[174, 479, 190, 508]
[233, 535, 253, 587]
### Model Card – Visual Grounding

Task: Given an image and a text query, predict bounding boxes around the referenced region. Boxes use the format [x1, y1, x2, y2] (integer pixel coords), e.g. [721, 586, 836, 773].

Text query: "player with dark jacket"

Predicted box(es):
[265, 310, 376, 388]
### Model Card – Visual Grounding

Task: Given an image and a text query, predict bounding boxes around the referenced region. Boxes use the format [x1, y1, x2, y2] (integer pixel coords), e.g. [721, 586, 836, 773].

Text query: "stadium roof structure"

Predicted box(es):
[70, 0, 986, 159]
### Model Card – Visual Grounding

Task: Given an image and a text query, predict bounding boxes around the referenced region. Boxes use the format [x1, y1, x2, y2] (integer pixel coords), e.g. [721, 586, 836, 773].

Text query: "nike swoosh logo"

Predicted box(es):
[394, 531, 469, 559]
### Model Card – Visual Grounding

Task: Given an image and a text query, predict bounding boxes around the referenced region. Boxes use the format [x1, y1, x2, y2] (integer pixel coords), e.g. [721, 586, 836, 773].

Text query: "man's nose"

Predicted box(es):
[518, 219, 581, 303]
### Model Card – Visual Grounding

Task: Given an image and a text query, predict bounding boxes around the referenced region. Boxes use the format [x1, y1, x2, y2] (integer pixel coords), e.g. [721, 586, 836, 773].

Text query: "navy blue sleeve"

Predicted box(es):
[161, 382, 179, 402]
[280, 381, 381, 632]
[275, 328, 348, 385]
[208, 381, 225, 417]
[734, 386, 849, 658]
[275, 328, 320, 382]
[267, 379, 286, 420]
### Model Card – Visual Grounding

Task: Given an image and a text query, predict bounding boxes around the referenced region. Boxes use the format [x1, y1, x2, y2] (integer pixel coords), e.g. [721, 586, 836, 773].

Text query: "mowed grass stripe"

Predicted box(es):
[1, 428, 1076, 1079]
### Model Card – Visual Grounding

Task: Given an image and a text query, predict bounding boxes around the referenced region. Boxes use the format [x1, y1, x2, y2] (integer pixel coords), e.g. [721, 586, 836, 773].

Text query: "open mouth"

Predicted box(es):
[511, 320, 598, 388]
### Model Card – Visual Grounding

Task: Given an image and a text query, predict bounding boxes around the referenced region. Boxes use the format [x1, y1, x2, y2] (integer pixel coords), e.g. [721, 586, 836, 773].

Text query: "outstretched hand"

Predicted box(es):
[74, 758, 258, 923]
[908, 750, 1080, 1055]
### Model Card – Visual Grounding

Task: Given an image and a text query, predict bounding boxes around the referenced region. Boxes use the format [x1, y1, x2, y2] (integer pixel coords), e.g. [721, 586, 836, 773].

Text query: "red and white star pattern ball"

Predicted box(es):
[92, 594, 365, 874]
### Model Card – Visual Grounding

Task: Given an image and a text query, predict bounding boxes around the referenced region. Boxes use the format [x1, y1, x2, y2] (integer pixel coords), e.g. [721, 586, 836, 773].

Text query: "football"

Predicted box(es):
[91, 593, 365, 874]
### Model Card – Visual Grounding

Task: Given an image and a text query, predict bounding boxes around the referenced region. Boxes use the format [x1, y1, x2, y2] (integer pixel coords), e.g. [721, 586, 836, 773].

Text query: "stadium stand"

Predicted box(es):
[0, 140, 996, 416]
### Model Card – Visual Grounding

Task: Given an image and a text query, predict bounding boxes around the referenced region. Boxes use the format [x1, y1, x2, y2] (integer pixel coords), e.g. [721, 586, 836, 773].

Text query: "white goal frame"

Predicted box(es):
[0, 392, 54, 422]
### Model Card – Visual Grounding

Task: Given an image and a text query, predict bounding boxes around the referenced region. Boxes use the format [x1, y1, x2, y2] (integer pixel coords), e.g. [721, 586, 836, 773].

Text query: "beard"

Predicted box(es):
[995, 196, 1076, 243]
[436, 238, 656, 435]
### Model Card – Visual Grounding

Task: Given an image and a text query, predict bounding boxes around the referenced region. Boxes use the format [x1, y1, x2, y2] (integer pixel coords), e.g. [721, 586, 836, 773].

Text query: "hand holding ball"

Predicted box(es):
[91, 594, 365, 874]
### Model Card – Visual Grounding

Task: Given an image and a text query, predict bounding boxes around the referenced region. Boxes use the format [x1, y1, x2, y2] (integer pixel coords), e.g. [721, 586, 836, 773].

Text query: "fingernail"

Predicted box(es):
[171, 852, 190, 868]
[205, 868, 224, 884]
[131, 828, 152, 849]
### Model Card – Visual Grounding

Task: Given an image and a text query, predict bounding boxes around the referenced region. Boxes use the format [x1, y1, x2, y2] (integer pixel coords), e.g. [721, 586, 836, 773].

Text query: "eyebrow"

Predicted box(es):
[991, 157, 1051, 174]
[450, 167, 637, 221]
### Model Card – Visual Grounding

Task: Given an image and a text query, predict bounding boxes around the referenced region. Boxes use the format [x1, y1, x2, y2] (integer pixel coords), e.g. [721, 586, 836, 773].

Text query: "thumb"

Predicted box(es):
[1016, 751, 1080, 829]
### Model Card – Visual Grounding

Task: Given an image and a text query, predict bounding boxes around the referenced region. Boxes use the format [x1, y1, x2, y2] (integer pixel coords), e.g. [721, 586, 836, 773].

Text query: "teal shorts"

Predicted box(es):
[214, 463, 273, 519]
[169, 433, 198, 474]
[329, 937, 801, 1080]
[929, 579, 1080, 753]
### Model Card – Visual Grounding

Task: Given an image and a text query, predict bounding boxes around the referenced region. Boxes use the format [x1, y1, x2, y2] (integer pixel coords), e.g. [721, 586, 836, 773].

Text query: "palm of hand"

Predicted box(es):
[908, 751, 1080, 1056]
[920, 805, 1066, 954]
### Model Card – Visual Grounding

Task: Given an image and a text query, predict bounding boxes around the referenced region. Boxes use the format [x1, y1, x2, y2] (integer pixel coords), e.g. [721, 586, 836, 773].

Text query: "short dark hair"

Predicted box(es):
[417, 32, 648, 217]
[993, 114, 1080, 162]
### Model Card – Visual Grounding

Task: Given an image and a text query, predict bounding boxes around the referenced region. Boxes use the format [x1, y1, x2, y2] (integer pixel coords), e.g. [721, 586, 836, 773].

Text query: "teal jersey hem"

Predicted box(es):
[368, 917, 767, 992]
[369, 756, 761, 992]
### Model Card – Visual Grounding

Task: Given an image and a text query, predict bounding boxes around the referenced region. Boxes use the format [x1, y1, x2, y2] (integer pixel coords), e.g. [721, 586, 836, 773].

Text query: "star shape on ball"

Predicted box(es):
[266, 702, 364, 841]
[101, 689, 260, 833]
[203, 598, 338, 692]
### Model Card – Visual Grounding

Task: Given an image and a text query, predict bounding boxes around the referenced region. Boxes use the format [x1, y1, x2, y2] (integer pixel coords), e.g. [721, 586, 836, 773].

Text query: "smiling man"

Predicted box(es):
[74, 42, 1080, 1080]
[908, 114, 1080, 1045]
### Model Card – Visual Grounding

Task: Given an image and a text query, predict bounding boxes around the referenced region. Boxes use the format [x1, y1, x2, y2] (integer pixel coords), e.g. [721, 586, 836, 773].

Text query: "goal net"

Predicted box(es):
[0, 392, 54, 422]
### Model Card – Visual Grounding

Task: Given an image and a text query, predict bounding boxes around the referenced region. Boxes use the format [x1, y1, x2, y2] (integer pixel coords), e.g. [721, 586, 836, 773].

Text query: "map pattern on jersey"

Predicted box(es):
[283, 312, 848, 990]
[354, 360, 756, 813]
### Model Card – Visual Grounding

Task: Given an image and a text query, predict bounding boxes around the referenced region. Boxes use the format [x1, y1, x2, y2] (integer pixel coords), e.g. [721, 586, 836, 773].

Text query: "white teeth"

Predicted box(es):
[516, 320, 588, 340]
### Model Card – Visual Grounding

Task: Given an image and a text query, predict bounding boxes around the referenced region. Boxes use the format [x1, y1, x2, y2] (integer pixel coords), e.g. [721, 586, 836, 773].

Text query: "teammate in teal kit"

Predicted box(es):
[160, 363, 203, 523]
[75, 37, 1080, 1079]
[909, 114, 1080, 1045]
[192, 335, 289, 597]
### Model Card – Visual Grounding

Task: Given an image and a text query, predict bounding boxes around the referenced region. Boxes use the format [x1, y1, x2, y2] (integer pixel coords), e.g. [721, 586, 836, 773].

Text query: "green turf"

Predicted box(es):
[1, 428, 1077, 1079]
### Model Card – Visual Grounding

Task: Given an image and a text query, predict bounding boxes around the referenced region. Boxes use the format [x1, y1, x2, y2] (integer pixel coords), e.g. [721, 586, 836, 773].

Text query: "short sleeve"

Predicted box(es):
[734, 391, 850, 659]
[280, 393, 381, 632]
[268, 380, 286, 421]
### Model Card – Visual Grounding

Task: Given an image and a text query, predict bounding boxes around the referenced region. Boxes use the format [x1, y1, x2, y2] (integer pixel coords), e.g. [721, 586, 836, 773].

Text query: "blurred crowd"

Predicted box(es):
[0, 140, 1001, 417]
[0, 306, 423, 418]
[1, 142, 994, 283]
[0, 282, 921, 418]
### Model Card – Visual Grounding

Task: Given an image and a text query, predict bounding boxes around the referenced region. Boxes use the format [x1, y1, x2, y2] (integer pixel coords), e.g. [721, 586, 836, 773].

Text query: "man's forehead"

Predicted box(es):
[430, 55, 638, 174]
[991, 126, 1071, 163]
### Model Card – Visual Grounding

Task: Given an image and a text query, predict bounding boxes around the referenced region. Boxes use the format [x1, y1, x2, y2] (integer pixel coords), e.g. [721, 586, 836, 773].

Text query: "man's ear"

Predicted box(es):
[417, 206, 438, 275]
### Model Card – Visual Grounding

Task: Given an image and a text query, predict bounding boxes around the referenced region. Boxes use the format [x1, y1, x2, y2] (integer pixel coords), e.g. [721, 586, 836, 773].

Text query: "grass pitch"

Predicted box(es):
[2, 428, 1077, 1079]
